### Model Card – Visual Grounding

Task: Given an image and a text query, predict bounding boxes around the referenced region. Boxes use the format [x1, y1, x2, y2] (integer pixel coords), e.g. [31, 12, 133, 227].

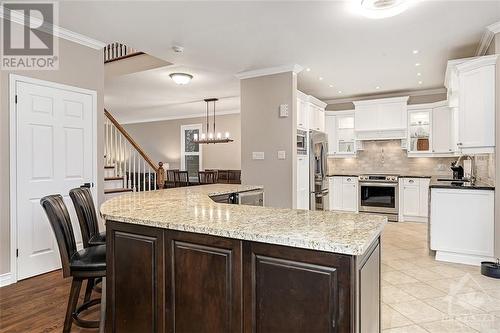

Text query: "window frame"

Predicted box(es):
[180, 124, 203, 178]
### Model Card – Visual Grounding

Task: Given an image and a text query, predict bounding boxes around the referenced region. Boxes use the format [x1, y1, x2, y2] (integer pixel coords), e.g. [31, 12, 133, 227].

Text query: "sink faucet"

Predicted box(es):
[453, 154, 475, 183]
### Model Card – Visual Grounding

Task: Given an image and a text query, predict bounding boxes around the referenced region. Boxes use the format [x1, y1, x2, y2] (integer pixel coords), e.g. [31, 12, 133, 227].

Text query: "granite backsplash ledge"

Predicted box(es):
[327, 140, 495, 185]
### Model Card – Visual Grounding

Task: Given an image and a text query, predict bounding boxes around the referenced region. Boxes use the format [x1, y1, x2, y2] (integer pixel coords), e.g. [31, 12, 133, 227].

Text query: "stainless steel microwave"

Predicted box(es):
[297, 129, 307, 155]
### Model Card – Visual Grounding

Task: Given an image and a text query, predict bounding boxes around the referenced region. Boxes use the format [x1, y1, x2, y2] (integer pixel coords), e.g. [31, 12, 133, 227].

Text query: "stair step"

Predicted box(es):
[104, 188, 133, 194]
[105, 176, 123, 181]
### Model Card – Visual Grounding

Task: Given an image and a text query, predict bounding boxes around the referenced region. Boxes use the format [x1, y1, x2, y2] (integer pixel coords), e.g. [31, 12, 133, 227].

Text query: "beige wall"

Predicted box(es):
[0, 33, 104, 275]
[123, 113, 241, 170]
[326, 92, 447, 111]
[240, 72, 297, 208]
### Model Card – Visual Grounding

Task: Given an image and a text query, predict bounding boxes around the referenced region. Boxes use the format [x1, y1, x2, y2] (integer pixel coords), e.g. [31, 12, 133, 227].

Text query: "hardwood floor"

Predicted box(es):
[0, 270, 100, 333]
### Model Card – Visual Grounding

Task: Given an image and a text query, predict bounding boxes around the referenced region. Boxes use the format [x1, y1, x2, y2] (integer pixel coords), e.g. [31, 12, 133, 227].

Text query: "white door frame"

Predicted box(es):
[9, 74, 98, 284]
[180, 123, 203, 172]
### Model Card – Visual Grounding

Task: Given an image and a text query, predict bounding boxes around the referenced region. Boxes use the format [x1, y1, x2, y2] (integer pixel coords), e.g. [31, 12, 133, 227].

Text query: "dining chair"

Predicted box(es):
[166, 169, 177, 188]
[174, 170, 190, 187]
[228, 170, 242, 184]
[198, 171, 217, 185]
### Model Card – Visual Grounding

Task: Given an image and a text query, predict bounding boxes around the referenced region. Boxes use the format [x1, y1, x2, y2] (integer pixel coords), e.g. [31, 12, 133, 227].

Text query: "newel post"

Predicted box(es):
[157, 162, 165, 189]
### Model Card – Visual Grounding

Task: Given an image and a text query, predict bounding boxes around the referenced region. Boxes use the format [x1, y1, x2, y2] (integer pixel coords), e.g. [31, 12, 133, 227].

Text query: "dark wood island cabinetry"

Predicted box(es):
[101, 185, 385, 333]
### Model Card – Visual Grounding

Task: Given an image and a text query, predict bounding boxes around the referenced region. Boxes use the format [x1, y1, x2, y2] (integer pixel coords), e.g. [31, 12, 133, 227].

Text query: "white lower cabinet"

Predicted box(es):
[329, 176, 358, 212]
[399, 178, 430, 222]
[296, 155, 309, 209]
[430, 188, 494, 266]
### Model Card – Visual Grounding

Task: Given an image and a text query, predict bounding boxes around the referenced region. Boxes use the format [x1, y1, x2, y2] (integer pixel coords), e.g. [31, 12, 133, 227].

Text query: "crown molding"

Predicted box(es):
[476, 21, 500, 56]
[235, 64, 303, 80]
[1, 6, 106, 50]
[120, 109, 241, 125]
[324, 88, 446, 105]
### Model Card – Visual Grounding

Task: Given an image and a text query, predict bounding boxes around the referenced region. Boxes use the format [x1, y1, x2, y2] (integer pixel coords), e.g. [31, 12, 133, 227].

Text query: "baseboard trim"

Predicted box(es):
[435, 251, 493, 266]
[0, 272, 13, 287]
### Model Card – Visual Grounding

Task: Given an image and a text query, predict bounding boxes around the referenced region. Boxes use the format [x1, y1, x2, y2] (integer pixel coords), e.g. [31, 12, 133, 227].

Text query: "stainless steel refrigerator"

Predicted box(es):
[309, 130, 329, 210]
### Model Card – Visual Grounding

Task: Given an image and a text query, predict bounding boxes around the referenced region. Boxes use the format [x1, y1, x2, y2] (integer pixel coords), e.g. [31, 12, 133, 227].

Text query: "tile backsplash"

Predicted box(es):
[327, 140, 495, 184]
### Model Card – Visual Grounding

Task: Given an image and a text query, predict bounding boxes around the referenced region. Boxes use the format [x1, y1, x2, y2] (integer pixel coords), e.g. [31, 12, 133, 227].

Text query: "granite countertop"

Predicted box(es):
[429, 177, 495, 190]
[100, 184, 387, 256]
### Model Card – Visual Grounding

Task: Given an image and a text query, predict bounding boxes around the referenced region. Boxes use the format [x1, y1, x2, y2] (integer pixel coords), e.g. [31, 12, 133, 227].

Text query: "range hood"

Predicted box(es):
[353, 96, 408, 141]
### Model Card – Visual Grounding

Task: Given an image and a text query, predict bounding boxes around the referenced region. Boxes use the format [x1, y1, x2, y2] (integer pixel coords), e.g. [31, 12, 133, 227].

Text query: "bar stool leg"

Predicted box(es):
[84, 278, 94, 303]
[64, 278, 82, 333]
[99, 277, 106, 333]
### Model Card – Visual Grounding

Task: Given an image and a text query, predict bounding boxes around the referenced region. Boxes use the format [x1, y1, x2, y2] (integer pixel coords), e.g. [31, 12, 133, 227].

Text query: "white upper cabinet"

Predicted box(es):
[354, 96, 408, 140]
[445, 55, 498, 153]
[406, 101, 455, 157]
[297, 91, 326, 132]
[325, 111, 356, 157]
[432, 106, 454, 154]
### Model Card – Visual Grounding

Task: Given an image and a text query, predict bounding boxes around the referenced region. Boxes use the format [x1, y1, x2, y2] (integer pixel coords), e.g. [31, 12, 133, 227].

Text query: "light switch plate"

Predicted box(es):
[277, 150, 286, 160]
[279, 104, 289, 117]
[252, 152, 265, 160]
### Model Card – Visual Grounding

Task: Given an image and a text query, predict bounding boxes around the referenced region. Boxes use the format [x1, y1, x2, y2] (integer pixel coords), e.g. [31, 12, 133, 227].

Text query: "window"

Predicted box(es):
[181, 124, 202, 180]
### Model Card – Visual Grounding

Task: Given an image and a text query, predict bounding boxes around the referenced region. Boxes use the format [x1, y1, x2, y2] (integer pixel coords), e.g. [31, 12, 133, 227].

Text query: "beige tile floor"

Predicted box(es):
[381, 222, 500, 332]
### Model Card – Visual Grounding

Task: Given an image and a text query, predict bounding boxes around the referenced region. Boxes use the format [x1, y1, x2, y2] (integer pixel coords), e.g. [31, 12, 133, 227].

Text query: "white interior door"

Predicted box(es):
[15, 79, 95, 280]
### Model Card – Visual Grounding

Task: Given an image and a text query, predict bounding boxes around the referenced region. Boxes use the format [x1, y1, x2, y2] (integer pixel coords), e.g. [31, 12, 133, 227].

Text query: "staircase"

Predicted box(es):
[104, 109, 163, 200]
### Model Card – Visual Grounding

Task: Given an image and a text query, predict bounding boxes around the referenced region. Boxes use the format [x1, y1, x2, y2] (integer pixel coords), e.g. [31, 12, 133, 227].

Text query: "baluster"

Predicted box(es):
[147, 166, 151, 191]
[110, 124, 114, 169]
[133, 151, 136, 191]
[128, 147, 132, 188]
[107, 120, 111, 166]
[154, 170, 157, 190]
[114, 125, 118, 176]
[143, 160, 146, 192]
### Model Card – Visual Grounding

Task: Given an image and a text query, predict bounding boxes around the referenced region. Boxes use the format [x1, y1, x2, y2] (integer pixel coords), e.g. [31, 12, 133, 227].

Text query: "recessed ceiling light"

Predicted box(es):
[306, 68, 311, 72]
[375, 86, 380, 90]
[329, 84, 334, 88]
[415, 63, 421, 66]
[338, 90, 342, 94]
[319, 77, 324, 81]
[417, 72, 422, 76]
[418, 81, 423, 85]
[169, 73, 193, 85]
[413, 50, 419, 54]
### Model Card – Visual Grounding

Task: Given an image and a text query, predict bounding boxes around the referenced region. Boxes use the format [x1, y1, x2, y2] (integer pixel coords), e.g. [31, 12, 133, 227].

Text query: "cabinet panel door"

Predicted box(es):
[432, 106, 453, 153]
[243, 242, 354, 332]
[166, 231, 242, 333]
[318, 108, 325, 132]
[297, 100, 308, 129]
[402, 185, 420, 216]
[297, 156, 309, 209]
[355, 106, 377, 131]
[380, 103, 405, 129]
[107, 222, 165, 333]
[332, 177, 343, 210]
[419, 179, 430, 218]
[325, 115, 337, 155]
[459, 65, 495, 148]
[342, 181, 357, 212]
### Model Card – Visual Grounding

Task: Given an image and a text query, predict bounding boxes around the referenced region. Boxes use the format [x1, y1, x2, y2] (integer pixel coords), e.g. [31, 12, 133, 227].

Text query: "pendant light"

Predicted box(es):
[193, 98, 233, 144]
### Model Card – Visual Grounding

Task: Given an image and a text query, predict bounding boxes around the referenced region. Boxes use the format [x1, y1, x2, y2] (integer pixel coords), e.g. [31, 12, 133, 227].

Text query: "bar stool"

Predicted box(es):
[40, 195, 106, 333]
[70, 187, 106, 301]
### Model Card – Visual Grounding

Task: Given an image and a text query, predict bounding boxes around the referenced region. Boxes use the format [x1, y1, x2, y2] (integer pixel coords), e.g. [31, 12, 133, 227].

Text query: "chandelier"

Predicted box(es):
[193, 98, 233, 144]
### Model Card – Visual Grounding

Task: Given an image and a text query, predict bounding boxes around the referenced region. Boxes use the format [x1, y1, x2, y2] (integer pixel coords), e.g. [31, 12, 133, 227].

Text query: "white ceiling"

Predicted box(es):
[58, 1, 500, 123]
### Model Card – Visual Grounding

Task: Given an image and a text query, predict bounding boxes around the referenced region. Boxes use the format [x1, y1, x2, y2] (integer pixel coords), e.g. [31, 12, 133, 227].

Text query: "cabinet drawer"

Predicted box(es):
[343, 176, 357, 184]
[403, 178, 419, 186]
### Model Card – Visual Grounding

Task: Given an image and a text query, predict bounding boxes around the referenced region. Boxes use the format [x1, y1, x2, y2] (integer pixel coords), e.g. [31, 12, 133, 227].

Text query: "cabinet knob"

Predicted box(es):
[457, 142, 463, 146]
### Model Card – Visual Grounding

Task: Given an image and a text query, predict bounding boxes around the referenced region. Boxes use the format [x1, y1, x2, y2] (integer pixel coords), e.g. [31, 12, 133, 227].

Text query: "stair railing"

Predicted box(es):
[104, 109, 163, 192]
[104, 42, 144, 63]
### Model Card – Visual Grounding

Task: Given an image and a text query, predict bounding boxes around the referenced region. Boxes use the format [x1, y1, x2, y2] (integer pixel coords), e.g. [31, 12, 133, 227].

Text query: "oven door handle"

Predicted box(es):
[359, 182, 398, 187]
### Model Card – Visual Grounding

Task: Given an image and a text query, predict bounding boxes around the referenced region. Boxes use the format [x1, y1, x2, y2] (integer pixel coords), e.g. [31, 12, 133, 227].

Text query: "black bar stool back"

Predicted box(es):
[70, 187, 106, 247]
[40, 194, 106, 333]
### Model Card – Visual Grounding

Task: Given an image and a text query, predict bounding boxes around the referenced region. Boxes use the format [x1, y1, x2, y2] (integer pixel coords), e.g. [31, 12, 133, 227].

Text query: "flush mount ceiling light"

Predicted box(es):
[355, 0, 411, 19]
[169, 73, 193, 85]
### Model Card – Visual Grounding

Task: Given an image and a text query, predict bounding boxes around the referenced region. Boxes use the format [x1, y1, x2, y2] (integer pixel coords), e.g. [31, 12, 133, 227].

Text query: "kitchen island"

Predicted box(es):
[100, 184, 386, 333]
